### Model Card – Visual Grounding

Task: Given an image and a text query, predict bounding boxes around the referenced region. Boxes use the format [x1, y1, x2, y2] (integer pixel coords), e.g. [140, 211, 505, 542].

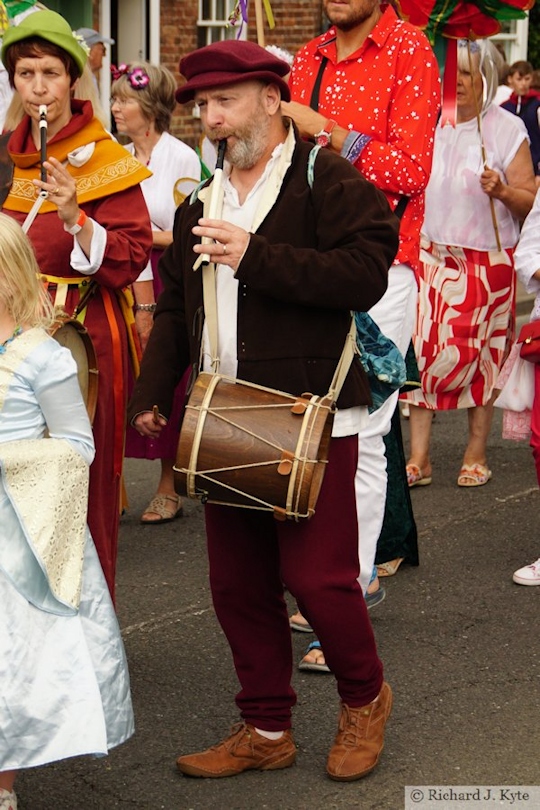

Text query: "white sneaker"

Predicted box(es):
[0, 789, 17, 810]
[513, 558, 540, 586]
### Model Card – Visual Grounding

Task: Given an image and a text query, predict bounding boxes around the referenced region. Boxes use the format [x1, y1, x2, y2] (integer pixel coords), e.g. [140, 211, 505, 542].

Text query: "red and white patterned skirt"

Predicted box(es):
[404, 240, 515, 410]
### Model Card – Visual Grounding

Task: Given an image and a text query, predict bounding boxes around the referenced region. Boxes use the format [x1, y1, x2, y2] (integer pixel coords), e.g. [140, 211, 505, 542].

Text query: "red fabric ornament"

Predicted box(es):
[397, 0, 534, 42]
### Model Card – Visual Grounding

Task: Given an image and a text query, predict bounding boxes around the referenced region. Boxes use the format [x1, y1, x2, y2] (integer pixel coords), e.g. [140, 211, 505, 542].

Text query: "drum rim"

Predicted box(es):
[49, 317, 98, 425]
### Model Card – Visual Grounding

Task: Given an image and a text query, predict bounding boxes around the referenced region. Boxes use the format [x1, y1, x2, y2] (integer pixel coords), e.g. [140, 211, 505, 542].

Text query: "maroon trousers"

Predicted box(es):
[205, 435, 384, 731]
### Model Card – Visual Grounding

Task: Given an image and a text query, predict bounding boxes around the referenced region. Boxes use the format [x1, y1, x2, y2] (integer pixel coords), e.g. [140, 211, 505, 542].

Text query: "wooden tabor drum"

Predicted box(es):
[50, 317, 98, 424]
[174, 372, 335, 521]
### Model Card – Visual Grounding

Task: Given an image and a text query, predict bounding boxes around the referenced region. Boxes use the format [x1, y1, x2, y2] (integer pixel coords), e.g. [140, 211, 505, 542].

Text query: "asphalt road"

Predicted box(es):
[15, 395, 539, 810]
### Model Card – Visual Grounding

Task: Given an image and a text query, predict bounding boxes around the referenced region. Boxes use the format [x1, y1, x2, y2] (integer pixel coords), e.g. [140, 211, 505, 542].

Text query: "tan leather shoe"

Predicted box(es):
[326, 681, 393, 781]
[176, 723, 296, 778]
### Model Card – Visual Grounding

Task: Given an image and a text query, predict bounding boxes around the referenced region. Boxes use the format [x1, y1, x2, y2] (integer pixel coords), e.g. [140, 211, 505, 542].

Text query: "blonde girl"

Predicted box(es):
[0, 213, 55, 332]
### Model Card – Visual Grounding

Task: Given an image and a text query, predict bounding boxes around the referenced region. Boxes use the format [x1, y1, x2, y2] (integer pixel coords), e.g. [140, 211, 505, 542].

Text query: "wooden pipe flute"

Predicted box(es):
[39, 104, 48, 196]
[21, 105, 50, 233]
[198, 139, 227, 266]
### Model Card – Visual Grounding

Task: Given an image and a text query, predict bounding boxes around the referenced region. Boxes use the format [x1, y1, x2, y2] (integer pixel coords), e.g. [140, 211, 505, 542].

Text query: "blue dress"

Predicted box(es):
[0, 328, 134, 770]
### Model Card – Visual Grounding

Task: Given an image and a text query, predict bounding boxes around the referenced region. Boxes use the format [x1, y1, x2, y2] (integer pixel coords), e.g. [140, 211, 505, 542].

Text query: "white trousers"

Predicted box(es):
[356, 264, 418, 593]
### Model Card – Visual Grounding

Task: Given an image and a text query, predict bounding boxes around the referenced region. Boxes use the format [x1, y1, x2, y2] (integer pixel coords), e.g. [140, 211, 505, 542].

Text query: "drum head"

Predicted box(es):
[51, 320, 98, 424]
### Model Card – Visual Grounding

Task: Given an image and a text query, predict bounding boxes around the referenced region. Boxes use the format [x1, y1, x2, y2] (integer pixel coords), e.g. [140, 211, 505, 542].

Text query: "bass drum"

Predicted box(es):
[50, 317, 98, 424]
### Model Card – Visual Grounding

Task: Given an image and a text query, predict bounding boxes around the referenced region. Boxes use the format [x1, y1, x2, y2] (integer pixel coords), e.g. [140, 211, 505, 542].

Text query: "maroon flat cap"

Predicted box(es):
[176, 39, 291, 104]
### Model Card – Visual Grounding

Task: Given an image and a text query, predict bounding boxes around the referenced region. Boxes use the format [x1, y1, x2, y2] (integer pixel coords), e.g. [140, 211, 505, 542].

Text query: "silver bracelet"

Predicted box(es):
[135, 303, 157, 312]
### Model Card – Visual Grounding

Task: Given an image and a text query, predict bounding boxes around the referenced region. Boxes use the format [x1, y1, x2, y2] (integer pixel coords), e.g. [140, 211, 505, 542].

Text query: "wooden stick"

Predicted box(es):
[467, 41, 502, 252]
[254, 0, 265, 47]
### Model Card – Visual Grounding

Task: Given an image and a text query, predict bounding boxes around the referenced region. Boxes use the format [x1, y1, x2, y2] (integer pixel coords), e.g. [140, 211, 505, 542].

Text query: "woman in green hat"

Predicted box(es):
[0, 10, 152, 602]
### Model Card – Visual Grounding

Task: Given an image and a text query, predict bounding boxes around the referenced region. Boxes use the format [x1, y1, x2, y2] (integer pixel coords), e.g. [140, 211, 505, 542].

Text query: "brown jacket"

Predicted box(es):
[128, 129, 399, 423]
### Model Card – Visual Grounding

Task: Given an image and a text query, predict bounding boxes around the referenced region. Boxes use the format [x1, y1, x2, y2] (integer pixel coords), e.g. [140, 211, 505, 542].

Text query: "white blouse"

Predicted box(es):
[128, 131, 201, 280]
[423, 104, 529, 251]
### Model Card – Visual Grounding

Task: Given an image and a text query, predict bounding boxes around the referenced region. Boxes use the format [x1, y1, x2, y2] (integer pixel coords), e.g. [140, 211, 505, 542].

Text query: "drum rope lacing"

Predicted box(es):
[174, 377, 334, 518]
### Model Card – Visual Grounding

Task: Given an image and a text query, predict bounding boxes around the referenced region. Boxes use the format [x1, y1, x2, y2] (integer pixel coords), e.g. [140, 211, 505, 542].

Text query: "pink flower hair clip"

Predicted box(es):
[129, 67, 150, 89]
[110, 63, 150, 89]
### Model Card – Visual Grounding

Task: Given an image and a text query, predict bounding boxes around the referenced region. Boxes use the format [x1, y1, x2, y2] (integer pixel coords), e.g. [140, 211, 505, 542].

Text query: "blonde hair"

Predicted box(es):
[111, 62, 177, 134]
[75, 63, 108, 127]
[3, 92, 24, 132]
[0, 214, 55, 329]
[457, 39, 503, 111]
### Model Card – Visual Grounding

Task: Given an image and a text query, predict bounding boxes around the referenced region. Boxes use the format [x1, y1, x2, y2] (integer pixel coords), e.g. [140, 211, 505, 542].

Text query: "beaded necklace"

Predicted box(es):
[0, 325, 22, 355]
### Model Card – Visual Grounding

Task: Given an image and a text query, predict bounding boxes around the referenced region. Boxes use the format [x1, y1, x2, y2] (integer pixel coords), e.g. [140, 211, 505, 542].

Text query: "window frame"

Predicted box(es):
[491, 17, 530, 64]
[197, 0, 243, 47]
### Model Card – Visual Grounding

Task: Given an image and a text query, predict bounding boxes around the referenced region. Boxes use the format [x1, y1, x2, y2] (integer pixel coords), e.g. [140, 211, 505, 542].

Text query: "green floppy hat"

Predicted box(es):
[1, 9, 88, 76]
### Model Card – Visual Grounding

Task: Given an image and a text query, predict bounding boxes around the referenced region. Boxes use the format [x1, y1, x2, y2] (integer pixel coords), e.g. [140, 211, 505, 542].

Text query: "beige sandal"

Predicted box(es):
[457, 463, 492, 487]
[377, 558, 405, 577]
[140, 493, 183, 524]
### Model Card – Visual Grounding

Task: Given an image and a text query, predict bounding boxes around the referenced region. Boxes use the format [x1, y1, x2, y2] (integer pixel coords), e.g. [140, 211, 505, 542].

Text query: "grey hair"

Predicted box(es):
[457, 39, 504, 111]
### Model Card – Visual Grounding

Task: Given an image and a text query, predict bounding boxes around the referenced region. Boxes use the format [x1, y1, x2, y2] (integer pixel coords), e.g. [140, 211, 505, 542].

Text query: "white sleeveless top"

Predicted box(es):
[423, 104, 529, 251]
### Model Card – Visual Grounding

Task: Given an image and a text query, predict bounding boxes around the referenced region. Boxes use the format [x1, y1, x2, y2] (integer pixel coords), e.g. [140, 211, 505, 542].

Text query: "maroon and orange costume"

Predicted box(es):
[2, 100, 153, 599]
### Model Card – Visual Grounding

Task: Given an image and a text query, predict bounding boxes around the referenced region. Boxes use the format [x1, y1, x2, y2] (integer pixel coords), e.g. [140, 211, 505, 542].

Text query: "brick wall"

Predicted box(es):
[163, 0, 325, 150]
[92, 1, 324, 151]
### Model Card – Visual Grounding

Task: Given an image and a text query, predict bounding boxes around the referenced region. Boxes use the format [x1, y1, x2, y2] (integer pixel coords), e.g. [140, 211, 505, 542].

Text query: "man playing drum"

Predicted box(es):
[128, 40, 399, 782]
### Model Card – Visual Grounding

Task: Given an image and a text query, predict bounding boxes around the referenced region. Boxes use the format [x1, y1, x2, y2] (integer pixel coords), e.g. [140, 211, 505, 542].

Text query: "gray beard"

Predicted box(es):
[211, 107, 271, 171]
[227, 133, 268, 170]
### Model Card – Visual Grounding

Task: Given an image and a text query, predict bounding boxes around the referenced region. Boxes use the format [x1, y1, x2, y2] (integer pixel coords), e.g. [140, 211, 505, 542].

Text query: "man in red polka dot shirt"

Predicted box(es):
[283, 0, 440, 669]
